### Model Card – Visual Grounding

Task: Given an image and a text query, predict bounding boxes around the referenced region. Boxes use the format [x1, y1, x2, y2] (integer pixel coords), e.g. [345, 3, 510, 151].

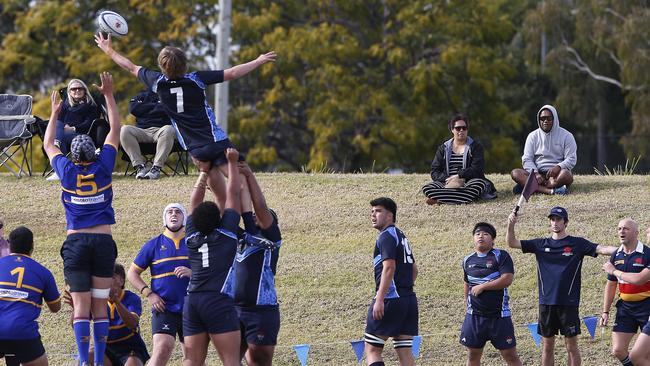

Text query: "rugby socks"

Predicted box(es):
[364, 333, 386, 348]
[72, 318, 91, 364]
[93, 318, 110, 366]
[621, 356, 633, 366]
[369, 362, 385, 366]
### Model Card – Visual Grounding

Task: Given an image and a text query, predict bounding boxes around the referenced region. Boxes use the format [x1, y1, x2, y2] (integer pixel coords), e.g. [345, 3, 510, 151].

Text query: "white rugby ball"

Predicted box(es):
[97, 10, 128, 37]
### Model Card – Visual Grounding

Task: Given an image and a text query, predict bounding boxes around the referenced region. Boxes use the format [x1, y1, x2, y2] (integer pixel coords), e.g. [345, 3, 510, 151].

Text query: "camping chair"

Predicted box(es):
[121, 140, 189, 177]
[0, 94, 36, 178]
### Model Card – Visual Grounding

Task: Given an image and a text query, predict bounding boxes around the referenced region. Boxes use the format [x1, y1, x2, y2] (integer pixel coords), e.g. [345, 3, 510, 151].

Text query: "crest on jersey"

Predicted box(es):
[562, 246, 573, 256]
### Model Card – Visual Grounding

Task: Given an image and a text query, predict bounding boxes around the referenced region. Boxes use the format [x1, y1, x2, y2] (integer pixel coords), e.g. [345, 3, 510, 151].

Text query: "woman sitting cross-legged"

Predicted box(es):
[422, 113, 496, 205]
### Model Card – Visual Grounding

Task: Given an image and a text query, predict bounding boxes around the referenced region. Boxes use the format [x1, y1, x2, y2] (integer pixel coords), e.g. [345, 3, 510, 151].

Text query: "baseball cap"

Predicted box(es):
[548, 206, 568, 220]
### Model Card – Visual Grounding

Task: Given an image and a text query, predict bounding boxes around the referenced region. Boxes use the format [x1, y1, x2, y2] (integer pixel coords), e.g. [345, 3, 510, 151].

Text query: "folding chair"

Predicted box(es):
[0, 94, 36, 178]
[121, 140, 189, 177]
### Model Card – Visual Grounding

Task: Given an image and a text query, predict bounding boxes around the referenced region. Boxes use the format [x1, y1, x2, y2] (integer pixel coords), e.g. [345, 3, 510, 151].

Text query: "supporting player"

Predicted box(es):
[128, 204, 191, 365]
[43, 72, 121, 366]
[364, 197, 418, 366]
[94, 32, 275, 210]
[0, 226, 61, 366]
[183, 148, 242, 366]
[461, 222, 521, 366]
[601, 219, 650, 366]
[222, 162, 281, 366]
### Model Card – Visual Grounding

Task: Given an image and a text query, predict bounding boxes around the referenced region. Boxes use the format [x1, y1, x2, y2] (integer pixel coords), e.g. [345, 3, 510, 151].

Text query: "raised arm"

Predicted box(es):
[506, 212, 522, 249]
[239, 162, 273, 229]
[224, 148, 241, 213]
[596, 244, 617, 256]
[223, 51, 276, 81]
[95, 33, 141, 77]
[43, 91, 63, 162]
[94, 72, 121, 147]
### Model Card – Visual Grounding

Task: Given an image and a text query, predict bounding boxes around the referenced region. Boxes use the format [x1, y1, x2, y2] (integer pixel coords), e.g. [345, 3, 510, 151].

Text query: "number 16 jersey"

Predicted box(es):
[373, 225, 415, 298]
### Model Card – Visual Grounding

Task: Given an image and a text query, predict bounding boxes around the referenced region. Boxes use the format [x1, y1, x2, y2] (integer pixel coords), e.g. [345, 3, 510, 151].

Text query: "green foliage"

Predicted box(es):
[594, 155, 642, 175]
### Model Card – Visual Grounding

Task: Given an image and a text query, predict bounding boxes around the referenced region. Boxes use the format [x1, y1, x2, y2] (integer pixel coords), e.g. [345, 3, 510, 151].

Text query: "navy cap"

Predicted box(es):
[548, 206, 568, 220]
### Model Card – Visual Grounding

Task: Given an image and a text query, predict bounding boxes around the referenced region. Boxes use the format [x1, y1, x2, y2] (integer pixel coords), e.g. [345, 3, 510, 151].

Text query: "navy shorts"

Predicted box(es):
[365, 296, 418, 337]
[237, 305, 280, 346]
[642, 320, 650, 336]
[183, 292, 239, 336]
[0, 337, 45, 364]
[105, 336, 150, 366]
[152, 310, 184, 342]
[460, 314, 517, 350]
[538, 304, 581, 337]
[60, 233, 117, 292]
[189, 139, 244, 167]
[613, 302, 650, 333]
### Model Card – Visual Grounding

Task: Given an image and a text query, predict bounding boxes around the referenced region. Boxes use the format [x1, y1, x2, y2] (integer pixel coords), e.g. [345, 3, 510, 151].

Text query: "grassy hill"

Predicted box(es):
[1, 173, 649, 365]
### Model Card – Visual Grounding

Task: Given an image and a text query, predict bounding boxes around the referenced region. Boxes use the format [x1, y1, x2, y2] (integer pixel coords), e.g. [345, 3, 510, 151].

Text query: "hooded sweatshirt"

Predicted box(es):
[522, 105, 577, 172]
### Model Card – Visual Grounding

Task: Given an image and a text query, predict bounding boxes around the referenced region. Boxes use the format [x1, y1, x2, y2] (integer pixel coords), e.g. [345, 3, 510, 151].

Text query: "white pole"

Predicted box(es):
[215, 0, 231, 133]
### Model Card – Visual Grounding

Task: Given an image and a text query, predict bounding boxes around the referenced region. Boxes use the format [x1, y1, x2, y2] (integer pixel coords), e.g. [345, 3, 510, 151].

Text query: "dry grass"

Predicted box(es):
[0, 173, 648, 365]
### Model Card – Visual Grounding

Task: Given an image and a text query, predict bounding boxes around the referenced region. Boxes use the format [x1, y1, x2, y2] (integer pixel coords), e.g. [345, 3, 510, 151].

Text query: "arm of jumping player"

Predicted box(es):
[223, 51, 276, 81]
[95, 33, 142, 76]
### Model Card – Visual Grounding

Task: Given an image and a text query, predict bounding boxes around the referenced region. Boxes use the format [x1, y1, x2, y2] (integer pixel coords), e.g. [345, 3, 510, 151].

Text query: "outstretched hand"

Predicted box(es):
[256, 51, 277, 65]
[93, 72, 114, 96]
[94, 32, 113, 54]
[50, 90, 62, 115]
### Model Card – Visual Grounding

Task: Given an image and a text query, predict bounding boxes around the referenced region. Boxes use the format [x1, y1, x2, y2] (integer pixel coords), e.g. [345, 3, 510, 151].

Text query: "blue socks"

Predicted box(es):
[93, 318, 110, 366]
[72, 318, 90, 364]
[621, 355, 634, 366]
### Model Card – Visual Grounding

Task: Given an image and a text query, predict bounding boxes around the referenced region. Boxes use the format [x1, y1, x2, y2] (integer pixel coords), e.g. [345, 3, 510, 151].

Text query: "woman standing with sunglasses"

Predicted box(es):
[421, 114, 496, 204]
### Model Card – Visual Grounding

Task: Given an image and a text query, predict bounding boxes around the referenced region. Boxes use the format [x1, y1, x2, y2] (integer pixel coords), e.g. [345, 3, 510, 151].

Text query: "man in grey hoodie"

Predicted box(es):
[511, 105, 577, 195]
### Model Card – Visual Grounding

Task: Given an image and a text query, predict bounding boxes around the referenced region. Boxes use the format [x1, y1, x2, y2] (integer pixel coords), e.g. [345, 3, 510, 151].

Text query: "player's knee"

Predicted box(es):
[467, 348, 483, 361]
[154, 338, 174, 358]
[364, 333, 386, 349]
[120, 125, 136, 139]
[611, 346, 628, 360]
[369, 362, 385, 366]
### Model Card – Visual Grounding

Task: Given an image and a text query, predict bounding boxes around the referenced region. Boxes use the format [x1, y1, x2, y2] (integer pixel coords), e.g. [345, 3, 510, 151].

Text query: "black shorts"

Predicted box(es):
[365, 296, 418, 337]
[61, 233, 117, 292]
[237, 305, 280, 346]
[613, 303, 650, 333]
[538, 304, 581, 337]
[152, 310, 184, 342]
[105, 337, 150, 366]
[183, 292, 239, 336]
[189, 139, 245, 167]
[460, 314, 517, 350]
[0, 337, 45, 364]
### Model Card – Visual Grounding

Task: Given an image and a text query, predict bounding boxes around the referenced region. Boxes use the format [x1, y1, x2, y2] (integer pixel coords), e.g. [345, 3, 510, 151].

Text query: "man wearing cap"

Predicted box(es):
[461, 222, 522, 366]
[364, 197, 418, 366]
[600, 218, 650, 366]
[507, 207, 616, 366]
[127, 203, 191, 365]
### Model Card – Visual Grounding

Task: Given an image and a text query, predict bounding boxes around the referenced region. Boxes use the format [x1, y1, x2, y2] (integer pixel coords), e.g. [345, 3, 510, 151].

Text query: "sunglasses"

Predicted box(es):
[69, 87, 85, 92]
[540, 116, 553, 122]
[453, 126, 468, 131]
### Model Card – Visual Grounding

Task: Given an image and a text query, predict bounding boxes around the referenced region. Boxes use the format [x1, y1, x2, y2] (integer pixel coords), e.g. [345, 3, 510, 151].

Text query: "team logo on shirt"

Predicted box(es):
[486, 260, 494, 268]
[506, 336, 513, 344]
[633, 257, 645, 267]
[562, 247, 573, 256]
[615, 260, 625, 265]
[162, 324, 170, 330]
[14, 257, 22, 262]
[160, 244, 167, 250]
[256, 332, 266, 341]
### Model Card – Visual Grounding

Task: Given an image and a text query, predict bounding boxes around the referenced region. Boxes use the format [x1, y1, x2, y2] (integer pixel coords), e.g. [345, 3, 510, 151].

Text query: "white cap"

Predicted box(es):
[163, 203, 187, 227]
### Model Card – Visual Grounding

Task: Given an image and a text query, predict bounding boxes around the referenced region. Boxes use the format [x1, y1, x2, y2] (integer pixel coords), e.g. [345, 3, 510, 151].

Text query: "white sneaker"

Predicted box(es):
[46, 172, 60, 181]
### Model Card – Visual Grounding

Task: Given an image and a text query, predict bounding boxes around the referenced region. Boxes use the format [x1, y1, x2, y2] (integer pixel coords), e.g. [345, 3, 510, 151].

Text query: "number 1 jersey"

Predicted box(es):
[373, 225, 415, 298]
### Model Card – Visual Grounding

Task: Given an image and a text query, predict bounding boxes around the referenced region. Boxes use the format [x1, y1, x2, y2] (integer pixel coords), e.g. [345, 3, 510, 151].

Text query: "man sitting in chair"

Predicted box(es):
[120, 90, 176, 180]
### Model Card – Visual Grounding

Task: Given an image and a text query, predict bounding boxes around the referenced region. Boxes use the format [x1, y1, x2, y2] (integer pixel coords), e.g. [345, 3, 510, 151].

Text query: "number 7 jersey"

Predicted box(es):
[373, 225, 415, 298]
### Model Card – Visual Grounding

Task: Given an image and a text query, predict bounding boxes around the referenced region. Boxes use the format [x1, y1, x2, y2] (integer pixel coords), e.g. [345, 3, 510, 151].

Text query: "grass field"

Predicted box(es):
[0, 172, 649, 365]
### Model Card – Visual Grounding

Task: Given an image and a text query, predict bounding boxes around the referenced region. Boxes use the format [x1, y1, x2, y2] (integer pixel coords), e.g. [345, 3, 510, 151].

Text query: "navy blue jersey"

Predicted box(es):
[521, 236, 598, 306]
[138, 68, 226, 150]
[373, 225, 415, 298]
[185, 209, 239, 294]
[52, 144, 117, 230]
[225, 225, 281, 307]
[463, 249, 514, 318]
[129, 90, 171, 130]
[0, 254, 61, 340]
[132, 234, 189, 314]
[608, 241, 650, 312]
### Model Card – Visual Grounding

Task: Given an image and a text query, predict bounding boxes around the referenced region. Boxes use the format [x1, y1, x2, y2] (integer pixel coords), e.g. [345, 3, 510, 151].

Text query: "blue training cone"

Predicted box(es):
[412, 335, 422, 358]
[294, 344, 310, 366]
[583, 316, 598, 340]
[350, 340, 364, 363]
[527, 323, 542, 347]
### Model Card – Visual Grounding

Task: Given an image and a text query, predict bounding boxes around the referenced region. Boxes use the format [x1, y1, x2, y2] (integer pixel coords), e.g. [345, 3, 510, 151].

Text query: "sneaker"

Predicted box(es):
[512, 184, 523, 194]
[46, 172, 60, 181]
[552, 185, 568, 195]
[145, 165, 161, 180]
[135, 164, 148, 179]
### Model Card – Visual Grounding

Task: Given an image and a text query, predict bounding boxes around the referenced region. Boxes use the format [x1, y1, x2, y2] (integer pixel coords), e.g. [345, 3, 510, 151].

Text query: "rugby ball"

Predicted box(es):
[97, 10, 128, 37]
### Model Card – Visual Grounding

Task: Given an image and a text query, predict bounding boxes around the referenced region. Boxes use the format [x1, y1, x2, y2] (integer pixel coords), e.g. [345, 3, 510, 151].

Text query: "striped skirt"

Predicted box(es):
[421, 178, 489, 204]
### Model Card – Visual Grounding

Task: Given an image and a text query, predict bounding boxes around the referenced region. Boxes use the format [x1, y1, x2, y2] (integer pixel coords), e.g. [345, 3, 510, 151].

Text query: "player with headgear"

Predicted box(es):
[43, 71, 122, 366]
[182, 148, 242, 366]
[94, 32, 276, 210]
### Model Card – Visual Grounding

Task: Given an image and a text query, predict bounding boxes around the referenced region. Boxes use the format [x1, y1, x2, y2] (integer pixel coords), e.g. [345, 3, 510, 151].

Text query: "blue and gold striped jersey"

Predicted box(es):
[133, 234, 189, 314]
[107, 290, 142, 344]
[0, 254, 61, 339]
[52, 144, 117, 230]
